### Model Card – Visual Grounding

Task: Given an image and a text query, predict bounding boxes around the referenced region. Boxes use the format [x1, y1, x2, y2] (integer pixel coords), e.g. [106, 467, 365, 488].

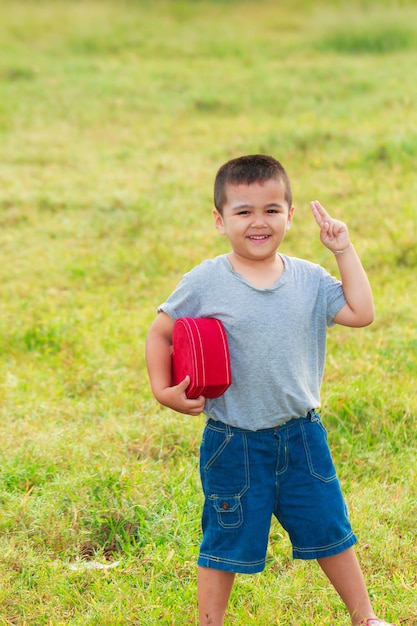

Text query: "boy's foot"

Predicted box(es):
[359, 617, 395, 626]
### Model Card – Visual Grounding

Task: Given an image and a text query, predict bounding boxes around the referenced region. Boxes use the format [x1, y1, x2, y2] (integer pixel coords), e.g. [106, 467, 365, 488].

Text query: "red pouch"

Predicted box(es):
[172, 317, 232, 399]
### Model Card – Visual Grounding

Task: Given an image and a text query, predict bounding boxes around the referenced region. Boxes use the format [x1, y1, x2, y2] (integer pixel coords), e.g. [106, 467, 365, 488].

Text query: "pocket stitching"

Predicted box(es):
[212, 495, 244, 529]
[301, 422, 337, 483]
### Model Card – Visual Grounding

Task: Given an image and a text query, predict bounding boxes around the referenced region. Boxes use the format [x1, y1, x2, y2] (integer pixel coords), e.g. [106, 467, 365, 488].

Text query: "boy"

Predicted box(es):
[146, 155, 395, 626]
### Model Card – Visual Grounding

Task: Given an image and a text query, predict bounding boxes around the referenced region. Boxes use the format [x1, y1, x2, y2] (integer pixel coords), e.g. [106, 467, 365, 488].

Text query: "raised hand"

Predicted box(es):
[310, 200, 351, 254]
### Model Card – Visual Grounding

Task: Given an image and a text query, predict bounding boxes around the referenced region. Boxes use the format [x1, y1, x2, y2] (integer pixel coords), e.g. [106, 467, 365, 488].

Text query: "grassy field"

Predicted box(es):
[0, 0, 416, 624]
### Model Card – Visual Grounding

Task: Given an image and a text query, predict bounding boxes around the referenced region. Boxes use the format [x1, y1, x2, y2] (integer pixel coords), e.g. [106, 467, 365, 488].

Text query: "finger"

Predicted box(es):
[310, 200, 331, 224]
[184, 396, 206, 416]
[175, 375, 190, 392]
[188, 395, 205, 409]
[327, 220, 346, 238]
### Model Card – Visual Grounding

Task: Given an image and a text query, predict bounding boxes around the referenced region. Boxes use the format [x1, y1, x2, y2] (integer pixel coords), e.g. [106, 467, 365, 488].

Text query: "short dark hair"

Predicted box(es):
[214, 154, 292, 214]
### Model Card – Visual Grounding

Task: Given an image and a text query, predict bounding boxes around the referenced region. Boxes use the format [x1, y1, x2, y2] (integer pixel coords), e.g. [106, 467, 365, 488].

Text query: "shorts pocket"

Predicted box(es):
[200, 424, 249, 495]
[201, 430, 232, 473]
[212, 495, 243, 529]
[301, 420, 337, 483]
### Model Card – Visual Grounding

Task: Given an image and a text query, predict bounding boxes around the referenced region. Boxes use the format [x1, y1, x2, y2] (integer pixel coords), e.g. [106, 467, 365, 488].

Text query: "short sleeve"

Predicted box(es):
[321, 269, 346, 326]
[157, 267, 204, 320]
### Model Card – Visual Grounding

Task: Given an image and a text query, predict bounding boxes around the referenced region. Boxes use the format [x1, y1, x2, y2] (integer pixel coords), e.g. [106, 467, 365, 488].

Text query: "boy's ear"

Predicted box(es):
[213, 209, 226, 235]
[286, 205, 295, 231]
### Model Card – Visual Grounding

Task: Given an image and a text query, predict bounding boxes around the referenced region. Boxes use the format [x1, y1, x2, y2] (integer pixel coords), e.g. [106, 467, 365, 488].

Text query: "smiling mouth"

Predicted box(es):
[248, 235, 270, 241]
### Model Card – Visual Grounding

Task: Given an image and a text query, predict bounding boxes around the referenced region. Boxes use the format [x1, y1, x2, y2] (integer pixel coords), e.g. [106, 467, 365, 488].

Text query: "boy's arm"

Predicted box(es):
[145, 312, 206, 415]
[310, 201, 375, 328]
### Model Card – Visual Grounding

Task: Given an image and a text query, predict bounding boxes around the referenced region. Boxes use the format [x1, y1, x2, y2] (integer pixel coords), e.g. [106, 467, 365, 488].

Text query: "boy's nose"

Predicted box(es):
[251, 213, 266, 227]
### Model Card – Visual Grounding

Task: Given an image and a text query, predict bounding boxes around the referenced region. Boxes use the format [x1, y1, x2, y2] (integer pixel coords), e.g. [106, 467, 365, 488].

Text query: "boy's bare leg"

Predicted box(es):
[198, 566, 235, 626]
[317, 546, 376, 626]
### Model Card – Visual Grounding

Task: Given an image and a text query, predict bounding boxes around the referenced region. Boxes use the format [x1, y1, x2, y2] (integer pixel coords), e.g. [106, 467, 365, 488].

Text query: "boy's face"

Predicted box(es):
[213, 179, 294, 263]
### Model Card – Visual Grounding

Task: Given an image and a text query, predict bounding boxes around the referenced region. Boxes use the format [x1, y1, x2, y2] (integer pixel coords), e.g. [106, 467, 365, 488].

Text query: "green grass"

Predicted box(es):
[0, 0, 416, 623]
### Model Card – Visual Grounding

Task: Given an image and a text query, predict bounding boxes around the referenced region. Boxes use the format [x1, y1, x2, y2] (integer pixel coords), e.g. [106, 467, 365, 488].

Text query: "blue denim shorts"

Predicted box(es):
[198, 411, 357, 574]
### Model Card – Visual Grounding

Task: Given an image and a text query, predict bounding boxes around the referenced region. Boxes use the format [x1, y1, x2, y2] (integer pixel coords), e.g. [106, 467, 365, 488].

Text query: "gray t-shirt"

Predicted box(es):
[158, 254, 346, 431]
